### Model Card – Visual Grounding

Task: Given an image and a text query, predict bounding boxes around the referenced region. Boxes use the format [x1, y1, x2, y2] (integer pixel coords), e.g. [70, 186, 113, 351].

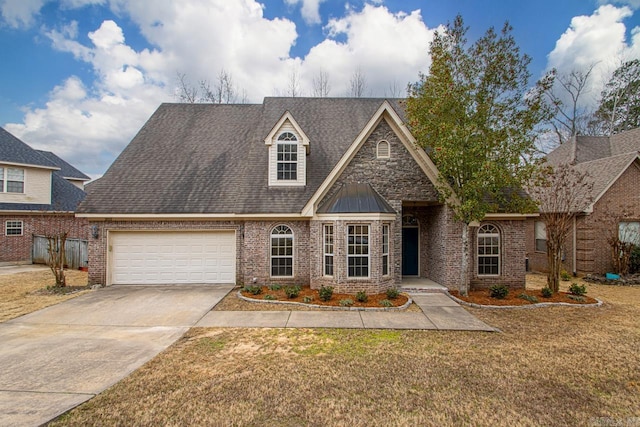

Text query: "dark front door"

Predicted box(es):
[402, 227, 419, 276]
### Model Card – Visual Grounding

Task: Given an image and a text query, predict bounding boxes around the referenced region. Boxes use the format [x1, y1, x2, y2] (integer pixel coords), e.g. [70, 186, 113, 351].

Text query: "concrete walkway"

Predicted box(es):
[0, 284, 233, 427]
[197, 293, 496, 331]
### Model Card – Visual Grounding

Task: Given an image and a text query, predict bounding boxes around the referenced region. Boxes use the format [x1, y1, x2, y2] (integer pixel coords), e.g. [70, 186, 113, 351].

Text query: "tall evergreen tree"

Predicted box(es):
[406, 15, 553, 295]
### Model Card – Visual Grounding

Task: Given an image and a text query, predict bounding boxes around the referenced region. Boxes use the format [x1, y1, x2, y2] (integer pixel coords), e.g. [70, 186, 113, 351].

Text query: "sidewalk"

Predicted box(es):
[196, 293, 496, 331]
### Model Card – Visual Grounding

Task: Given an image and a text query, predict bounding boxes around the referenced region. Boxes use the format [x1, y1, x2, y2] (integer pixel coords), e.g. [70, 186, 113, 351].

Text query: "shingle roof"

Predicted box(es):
[546, 127, 640, 166]
[0, 127, 58, 169]
[317, 182, 396, 214]
[79, 98, 406, 214]
[36, 150, 90, 180]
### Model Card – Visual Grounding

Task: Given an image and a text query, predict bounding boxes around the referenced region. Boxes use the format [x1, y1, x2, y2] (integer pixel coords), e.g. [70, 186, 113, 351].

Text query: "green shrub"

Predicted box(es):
[568, 295, 586, 302]
[568, 282, 587, 296]
[518, 293, 539, 304]
[489, 284, 509, 299]
[244, 285, 262, 295]
[379, 299, 393, 307]
[284, 285, 301, 298]
[630, 246, 640, 274]
[386, 288, 400, 299]
[541, 287, 553, 298]
[339, 298, 354, 307]
[355, 291, 368, 303]
[263, 294, 276, 300]
[269, 284, 282, 291]
[560, 270, 571, 281]
[302, 295, 314, 303]
[319, 286, 334, 301]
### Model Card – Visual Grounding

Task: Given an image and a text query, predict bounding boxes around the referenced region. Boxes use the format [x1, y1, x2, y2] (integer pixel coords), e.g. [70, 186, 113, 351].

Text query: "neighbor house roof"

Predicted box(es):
[79, 97, 407, 215]
[0, 127, 58, 169]
[543, 127, 640, 213]
[36, 150, 91, 181]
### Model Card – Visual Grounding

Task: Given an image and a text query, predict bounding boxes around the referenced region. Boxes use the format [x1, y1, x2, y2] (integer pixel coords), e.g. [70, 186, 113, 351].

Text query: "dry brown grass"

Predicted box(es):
[0, 269, 89, 322]
[50, 274, 640, 426]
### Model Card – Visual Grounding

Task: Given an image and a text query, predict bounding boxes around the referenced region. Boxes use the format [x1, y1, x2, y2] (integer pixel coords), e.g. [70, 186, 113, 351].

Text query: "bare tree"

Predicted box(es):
[176, 70, 245, 104]
[349, 67, 368, 97]
[286, 67, 301, 97]
[46, 231, 68, 287]
[385, 79, 405, 98]
[545, 64, 597, 145]
[527, 164, 594, 292]
[312, 69, 331, 97]
[176, 72, 199, 103]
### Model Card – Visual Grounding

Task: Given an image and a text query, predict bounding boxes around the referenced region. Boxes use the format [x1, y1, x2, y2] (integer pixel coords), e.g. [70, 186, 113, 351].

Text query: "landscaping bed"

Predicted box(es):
[239, 285, 409, 308]
[450, 288, 599, 306]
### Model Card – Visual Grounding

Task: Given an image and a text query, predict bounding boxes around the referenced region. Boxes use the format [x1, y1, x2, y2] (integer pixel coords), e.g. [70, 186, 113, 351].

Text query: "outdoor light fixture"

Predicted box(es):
[91, 225, 99, 239]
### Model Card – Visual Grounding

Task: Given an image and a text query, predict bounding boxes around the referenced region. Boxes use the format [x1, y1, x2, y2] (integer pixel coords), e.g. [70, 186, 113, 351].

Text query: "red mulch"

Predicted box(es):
[450, 289, 598, 306]
[240, 285, 408, 308]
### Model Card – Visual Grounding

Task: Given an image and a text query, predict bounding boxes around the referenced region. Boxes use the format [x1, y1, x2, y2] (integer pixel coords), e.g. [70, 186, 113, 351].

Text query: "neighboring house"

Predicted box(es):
[526, 128, 640, 275]
[78, 98, 532, 292]
[0, 127, 90, 265]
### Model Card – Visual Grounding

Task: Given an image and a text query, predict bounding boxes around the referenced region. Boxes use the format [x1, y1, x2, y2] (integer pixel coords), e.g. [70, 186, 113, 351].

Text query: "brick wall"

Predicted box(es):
[0, 214, 88, 264]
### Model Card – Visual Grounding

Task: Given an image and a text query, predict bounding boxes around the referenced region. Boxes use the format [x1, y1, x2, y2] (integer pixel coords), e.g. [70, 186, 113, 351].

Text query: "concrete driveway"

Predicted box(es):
[0, 284, 234, 427]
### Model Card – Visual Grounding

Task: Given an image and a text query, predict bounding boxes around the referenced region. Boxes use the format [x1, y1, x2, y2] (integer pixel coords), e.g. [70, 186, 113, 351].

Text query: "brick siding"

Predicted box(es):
[0, 214, 88, 264]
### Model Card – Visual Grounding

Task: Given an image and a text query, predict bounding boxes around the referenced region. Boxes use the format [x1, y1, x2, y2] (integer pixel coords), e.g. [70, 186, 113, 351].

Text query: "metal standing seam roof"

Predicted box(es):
[79, 97, 407, 215]
[317, 182, 396, 214]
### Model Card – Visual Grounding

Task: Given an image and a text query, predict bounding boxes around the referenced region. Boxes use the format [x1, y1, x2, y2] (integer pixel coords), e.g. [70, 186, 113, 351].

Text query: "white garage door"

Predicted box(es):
[110, 231, 236, 285]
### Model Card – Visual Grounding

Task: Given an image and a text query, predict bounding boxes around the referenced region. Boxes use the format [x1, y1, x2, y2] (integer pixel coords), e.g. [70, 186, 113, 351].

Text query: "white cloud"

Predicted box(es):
[546, 4, 640, 108]
[0, 0, 47, 27]
[5, 1, 437, 176]
[599, 0, 640, 9]
[284, 0, 325, 25]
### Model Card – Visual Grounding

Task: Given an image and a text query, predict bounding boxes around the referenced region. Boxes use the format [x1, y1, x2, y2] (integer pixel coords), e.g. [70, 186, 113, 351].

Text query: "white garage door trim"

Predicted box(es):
[109, 231, 236, 285]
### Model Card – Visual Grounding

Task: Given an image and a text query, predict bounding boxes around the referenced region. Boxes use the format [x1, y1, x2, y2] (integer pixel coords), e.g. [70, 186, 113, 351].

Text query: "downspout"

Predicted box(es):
[572, 215, 577, 276]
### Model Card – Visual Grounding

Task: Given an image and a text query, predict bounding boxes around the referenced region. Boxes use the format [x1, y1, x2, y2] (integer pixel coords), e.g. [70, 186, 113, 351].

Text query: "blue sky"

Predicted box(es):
[1, 0, 639, 177]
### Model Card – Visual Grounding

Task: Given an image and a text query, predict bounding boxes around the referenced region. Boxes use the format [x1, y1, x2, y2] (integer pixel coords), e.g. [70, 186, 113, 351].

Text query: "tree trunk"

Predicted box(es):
[460, 224, 470, 297]
[546, 238, 561, 293]
[47, 233, 67, 287]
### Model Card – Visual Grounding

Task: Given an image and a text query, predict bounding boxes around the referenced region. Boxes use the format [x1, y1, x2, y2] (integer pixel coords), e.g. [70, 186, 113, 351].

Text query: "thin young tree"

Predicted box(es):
[46, 231, 68, 287]
[527, 164, 593, 293]
[406, 15, 553, 295]
[312, 70, 331, 97]
[349, 67, 368, 97]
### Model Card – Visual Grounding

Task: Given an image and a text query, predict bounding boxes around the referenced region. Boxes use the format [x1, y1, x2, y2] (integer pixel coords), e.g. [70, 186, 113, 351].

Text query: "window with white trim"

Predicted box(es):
[619, 221, 640, 246]
[276, 132, 298, 181]
[5, 220, 23, 236]
[377, 140, 390, 158]
[271, 225, 293, 277]
[347, 224, 369, 278]
[324, 224, 334, 276]
[0, 167, 24, 193]
[478, 224, 500, 276]
[535, 221, 547, 252]
[382, 224, 389, 276]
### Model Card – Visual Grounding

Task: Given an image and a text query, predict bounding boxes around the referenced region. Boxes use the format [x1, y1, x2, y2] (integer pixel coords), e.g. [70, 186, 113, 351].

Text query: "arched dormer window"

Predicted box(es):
[477, 224, 500, 276]
[377, 140, 390, 158]
[277, 132, 298, 181]
[271, 225, 294, 277]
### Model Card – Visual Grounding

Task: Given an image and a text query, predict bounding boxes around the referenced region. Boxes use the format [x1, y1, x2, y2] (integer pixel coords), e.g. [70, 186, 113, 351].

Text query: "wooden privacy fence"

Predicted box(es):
[32, 235, 89, 269]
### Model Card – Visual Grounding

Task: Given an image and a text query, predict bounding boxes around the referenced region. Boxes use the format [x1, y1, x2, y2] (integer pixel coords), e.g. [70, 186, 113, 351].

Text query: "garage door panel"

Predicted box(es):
[111, 231, 236, 285]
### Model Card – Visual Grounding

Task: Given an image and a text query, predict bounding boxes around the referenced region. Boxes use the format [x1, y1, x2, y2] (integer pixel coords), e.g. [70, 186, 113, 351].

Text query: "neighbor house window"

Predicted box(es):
[377, 140, 390, 158]
[5, 220, 23, 236]
[619, 221, 640, 245]
[0, 167, 24, 193]
[276, 132, 297, 180]
[324, 224, 334, 276]
[271, 225, 293, 277]
[382, 224, 389, 276]
[535, 221, 547, 252]
[347, 224, 369, 277]
[477, 224, 500, 276]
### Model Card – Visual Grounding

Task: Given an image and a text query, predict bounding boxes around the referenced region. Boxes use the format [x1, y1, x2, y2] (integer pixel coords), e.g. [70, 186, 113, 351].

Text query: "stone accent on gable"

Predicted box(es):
[0, 214, 87, 264]
[319, 118, 439, 209]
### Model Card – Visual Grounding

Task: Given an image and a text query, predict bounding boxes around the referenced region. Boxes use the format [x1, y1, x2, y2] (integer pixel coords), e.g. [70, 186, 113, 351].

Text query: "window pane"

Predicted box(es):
[7, 181, 23, 193]
[478, 225, 500, 276]
[7, 168, 23, 181]
[5, 221, 23, 236]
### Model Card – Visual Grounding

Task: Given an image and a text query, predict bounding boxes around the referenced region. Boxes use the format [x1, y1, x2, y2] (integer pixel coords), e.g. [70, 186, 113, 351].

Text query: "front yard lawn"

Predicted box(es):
[50, 276, 640, 426]
[0, 268, 89, 322]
